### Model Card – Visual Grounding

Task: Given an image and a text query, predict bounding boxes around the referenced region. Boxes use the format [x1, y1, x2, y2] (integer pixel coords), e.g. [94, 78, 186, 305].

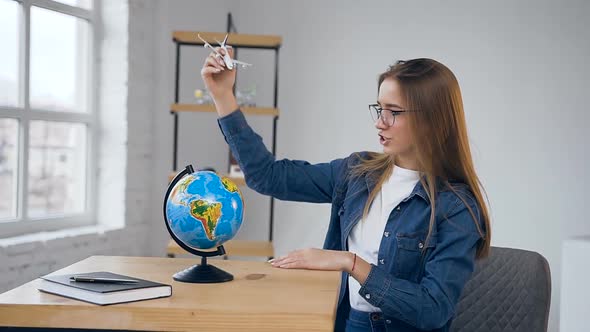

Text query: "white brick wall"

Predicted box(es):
[0, 0, 158, 293]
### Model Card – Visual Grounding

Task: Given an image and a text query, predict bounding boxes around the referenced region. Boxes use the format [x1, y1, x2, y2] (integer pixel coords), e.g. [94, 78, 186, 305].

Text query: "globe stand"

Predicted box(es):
[164, 164, 234, 284]
[173, 247, 233, 283]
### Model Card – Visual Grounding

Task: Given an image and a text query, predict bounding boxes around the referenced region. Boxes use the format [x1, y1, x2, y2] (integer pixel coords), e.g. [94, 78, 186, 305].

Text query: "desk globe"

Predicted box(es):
[164, 165, 244, 283]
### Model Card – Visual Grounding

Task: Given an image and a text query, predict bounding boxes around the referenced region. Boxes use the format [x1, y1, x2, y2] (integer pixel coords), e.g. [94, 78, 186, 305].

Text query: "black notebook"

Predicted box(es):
[38, 271, 172, 305]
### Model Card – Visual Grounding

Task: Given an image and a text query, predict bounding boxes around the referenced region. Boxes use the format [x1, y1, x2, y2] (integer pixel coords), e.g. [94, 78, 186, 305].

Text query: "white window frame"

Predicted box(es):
[0, 0, 99, 238]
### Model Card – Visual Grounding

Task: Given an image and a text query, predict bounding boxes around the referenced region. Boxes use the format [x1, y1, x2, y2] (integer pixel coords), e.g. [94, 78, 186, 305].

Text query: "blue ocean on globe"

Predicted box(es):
[165, 171, 244, 250]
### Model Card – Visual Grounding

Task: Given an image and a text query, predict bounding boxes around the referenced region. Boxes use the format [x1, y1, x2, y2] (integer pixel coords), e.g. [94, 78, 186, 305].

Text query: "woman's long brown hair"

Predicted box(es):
[352, 59, 491, 259]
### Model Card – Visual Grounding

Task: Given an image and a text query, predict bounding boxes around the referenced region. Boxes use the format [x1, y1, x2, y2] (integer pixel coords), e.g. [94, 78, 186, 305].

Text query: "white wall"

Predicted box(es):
[150, 1, 590, 331]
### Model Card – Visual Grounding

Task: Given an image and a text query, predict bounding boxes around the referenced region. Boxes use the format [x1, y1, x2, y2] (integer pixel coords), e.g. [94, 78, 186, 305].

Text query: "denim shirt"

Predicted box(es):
[218, 110, 485, 332]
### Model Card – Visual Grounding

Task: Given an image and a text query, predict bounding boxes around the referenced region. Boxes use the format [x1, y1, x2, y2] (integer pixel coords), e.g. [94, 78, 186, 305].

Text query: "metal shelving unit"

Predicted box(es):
[167, 14, 281, 259]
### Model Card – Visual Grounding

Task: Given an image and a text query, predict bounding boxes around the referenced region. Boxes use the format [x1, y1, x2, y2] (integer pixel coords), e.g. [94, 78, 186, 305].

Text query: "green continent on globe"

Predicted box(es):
[190, 199, 222, 241]
[221, 177, 239, 193]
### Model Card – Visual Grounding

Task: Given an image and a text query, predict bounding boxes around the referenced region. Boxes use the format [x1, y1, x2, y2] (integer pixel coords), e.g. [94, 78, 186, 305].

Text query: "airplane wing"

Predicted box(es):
[232, 59, 252, 68]
[197, 34, 223, 57]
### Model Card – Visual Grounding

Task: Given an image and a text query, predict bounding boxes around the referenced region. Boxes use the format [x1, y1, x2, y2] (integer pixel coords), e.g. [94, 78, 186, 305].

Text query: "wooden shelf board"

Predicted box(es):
[173, 31, 282, 48]
[167, 239, 274, 258]
[170, 103, 279, 116]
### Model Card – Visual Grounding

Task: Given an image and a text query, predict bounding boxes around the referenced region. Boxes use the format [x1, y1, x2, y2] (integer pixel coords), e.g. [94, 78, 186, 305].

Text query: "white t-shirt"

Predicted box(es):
[347, 165, 420, 312]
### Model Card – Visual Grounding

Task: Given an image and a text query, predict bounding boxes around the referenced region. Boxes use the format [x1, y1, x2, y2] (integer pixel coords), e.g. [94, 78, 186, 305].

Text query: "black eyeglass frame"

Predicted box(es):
[368, 104, 419, 127]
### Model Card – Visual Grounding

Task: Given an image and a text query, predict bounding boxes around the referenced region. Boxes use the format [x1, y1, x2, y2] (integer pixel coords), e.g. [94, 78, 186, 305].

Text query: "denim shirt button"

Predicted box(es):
[379, 259, 385, 265]
[365, 293, 371, 300]
[386, 319, 392, 324]
[383, 231, 390, 237]
[418, 242, 424, 249]
[396, 206, 401, 211]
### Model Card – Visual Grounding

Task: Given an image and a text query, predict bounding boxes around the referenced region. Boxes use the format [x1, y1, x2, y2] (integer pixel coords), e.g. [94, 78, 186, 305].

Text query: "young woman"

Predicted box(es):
[201, 49, 490, 332]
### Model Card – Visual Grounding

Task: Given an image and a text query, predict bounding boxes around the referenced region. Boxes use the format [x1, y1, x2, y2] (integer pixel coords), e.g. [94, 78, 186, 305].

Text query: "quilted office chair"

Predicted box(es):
[450, 247, 551, 332]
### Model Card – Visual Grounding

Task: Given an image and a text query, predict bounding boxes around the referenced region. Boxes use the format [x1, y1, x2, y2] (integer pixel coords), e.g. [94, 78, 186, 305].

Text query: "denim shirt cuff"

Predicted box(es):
[359, 264, 421, 325]
[359, 264, 421, 303]
[217, 109, 248, 140]
[358, 264, 390, 307]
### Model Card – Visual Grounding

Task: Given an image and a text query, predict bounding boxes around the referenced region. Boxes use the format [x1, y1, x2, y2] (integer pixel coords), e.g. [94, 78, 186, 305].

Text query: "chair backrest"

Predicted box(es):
[450, 246, 551, 332]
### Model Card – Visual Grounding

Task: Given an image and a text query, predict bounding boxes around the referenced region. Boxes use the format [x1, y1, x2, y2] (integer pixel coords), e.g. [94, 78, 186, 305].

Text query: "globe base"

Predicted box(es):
[173, 263, 234, 283]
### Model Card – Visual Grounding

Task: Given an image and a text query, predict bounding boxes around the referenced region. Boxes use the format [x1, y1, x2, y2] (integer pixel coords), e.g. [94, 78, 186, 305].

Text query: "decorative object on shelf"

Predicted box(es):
[236, 85, 257, 107]
[193, 88, 213, 105]
[193, 86, 255, 107]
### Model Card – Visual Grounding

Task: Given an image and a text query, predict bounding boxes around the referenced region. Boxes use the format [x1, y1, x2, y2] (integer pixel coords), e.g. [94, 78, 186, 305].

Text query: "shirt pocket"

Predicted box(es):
[393, 231, 437, 282]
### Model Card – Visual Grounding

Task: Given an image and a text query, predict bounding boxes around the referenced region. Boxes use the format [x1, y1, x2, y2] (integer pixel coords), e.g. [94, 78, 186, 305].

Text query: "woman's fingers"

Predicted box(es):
[275, 258, 299, 269]
[268, 256, 285, 265]
[214, 46, 235, 65]
[211, 47, 228, 67]
[205, 54, 224, 70]
[269, 255, 287, 264]
[278, 262, 299, 269]
[202, 46, 235, 75]
[217, 46, 233, 58]
[213, 53, 226, 67]
[202, 54, 221, 74]
[201, 66, 221, 76]
[269, 251, 306, 269]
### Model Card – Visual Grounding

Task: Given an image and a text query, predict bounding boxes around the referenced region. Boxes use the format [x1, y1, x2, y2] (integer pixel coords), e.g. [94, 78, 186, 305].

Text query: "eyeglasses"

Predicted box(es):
[369, 104, 417, 127]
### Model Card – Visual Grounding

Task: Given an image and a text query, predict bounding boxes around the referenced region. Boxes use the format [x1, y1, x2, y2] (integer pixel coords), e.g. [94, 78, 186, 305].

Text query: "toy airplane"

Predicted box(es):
[197, 33, 252, 70]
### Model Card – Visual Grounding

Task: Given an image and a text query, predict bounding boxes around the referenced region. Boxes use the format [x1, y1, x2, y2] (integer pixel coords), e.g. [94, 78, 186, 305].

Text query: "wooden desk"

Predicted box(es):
[166, 239, 275, 258]
[0, 256, 341, 331]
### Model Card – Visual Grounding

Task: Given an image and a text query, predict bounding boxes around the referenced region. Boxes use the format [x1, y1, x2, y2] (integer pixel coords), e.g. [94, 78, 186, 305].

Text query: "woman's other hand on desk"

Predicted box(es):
[201, 46, 238, 117]
[269, 248, 354, 272]
[269, 248, 371, 284]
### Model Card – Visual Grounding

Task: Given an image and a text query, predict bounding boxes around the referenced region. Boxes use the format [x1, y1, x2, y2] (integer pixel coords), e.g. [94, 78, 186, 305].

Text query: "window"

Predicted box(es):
[0, 0, 96, 237]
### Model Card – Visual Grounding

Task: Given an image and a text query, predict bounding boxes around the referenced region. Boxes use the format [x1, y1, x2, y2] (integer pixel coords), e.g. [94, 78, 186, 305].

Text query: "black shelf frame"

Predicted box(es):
[170, 13, 280, 243]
